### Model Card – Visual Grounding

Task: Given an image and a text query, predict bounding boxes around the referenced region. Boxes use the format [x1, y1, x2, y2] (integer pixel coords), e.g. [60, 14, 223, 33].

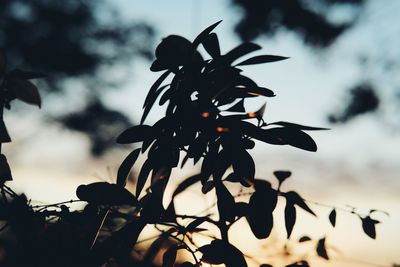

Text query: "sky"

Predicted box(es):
[3, 1, 400, 266]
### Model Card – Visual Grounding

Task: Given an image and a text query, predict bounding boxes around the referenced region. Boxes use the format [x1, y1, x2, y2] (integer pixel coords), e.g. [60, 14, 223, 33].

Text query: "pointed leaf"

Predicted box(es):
[361, 216, 379, 239]
[0, 154, 12, 184]
[329, 209, 336, 227]
[172, 174, 202, 198]
[117, 149, 141, 187]
[226, 99, 245, 112]
[236, 55, 289, 66]
[143, 70, 171, 108]
[216, 183, 236, 222]
[269, 121, 329, 130]
[316, 238, 329, 260]
[285, 202, 296, 238]
[285, 191, 316, 216]
[136, 158, 153, 197]
[248, 86, 275, 97]
[186, 217, 208, 232]
[193, 20, 222, 47]
[224, 42, 262, 63]
[202, 32, 220, 58]
[117, 125, 155, 144]
[0, 120, 11, 143]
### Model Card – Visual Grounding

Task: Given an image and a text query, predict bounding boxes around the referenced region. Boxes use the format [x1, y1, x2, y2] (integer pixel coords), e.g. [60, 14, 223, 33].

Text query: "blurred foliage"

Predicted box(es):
[231, 0, 365, 47]
[0, 0, 155, 155]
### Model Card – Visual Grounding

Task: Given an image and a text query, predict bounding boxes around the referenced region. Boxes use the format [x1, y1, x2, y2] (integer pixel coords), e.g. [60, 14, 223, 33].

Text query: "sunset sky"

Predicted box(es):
[3, 1, 400, 266]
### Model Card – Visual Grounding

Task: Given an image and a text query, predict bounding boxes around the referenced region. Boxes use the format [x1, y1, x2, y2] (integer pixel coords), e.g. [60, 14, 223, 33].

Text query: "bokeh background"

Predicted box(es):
[2, 0, 399, 266]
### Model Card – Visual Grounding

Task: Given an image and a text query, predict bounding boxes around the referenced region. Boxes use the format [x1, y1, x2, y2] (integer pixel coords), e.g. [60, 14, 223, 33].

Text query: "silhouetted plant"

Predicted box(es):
[0, 22, 390, 267]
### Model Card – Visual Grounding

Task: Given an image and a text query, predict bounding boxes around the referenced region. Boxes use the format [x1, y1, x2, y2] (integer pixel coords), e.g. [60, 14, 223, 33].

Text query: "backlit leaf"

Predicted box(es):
[298, 236, 312, 242]
[0, 120, 11, 143]
[285, 202, 296, 238]
[269, 121, 329, 130]
[117, 148, 141, 187]
[136, 158, 153, 197]
[225, 42, 262, 63]
[202, 32, 221, 58]
[200, 239, 247, 267]
[193, 20, 222, 47]
[361, 216, 380, 239]
[117, 125, 154, 144]
[236, 55, 289, 66]
[0, 154, 12, 184]
[316, 237, 329, 260]
[329, 209, 336, 227]
[285, 191, 316, 216]
[76, 182, 138, 206]
[273, 170, 291, 185]
[226, 99, 245, 112]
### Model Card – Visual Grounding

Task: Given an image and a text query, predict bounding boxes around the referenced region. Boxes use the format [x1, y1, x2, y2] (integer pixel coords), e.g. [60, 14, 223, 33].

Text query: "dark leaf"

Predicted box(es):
[199, 239, 247, 267]
[235, 202, 249, 217]
[136, 158, 153, 197]
[273, 170, 291, 185]
[117, 125, 155, 144]
[224, 42, 262, 63]
[232, 149, 255, 187]
[247, 182, 277, 239]
[236, 55, 289, 66]
[0, 120, 11, 143]
[186, 217, 208, 232]
[269, 121, 329, 130]
[284, 201, 296, 238]
[329, 209, 336, 227]
[202, 32, 221, 58]
[0, 154, 12, 184]
[285, 191, 316, 216]
[8, 77, 41, 107]
[248, 86, 275, 97]
[193, 20, 222, 47]
[361, 216, 380, 239]
[172, 174, 202, 198]
[298, 236, 312, 242]
[226, 99, 245, 112]
[201, 180, 215, 194]
[316, 237, 329, 260]
[143, 70, 171, 108]
[76, 182, 138, 206]
[216, 183, 236, 222]
[162, 245, 177, 267]
[117, 148, 141, 187]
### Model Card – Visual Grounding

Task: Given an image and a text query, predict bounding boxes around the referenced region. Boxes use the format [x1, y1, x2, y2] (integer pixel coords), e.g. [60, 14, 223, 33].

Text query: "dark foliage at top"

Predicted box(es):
[232, 0, 364, 47]
[0, 22, 386, 267]
[0, 0, 154, 155]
